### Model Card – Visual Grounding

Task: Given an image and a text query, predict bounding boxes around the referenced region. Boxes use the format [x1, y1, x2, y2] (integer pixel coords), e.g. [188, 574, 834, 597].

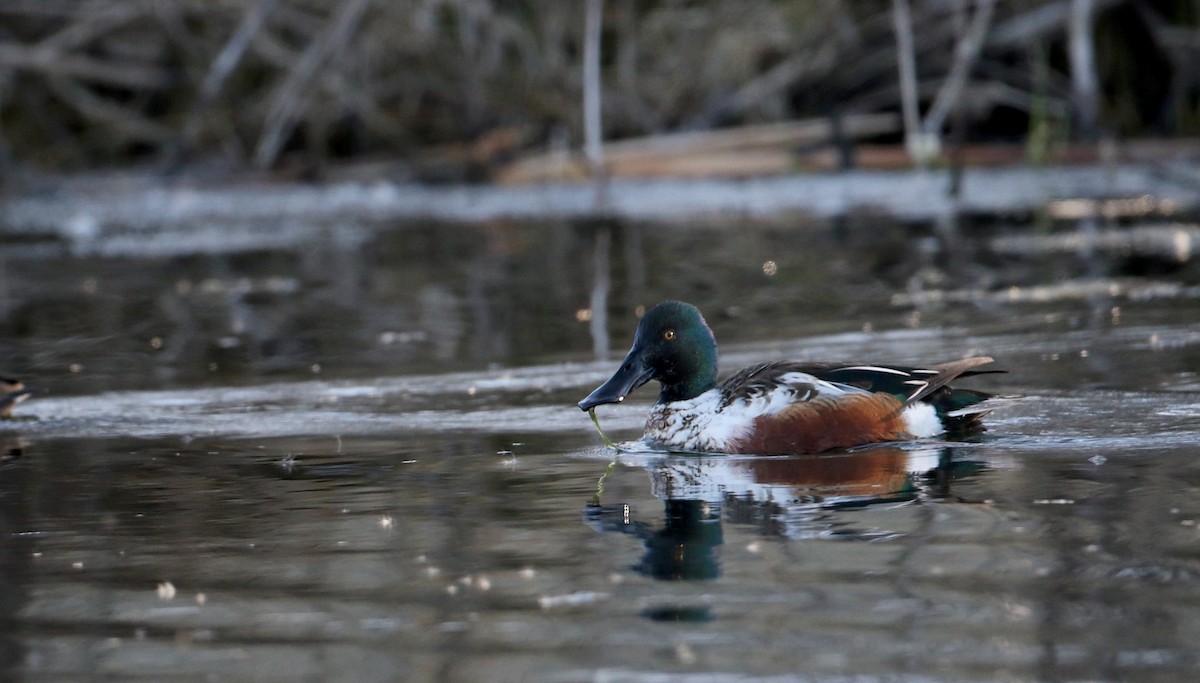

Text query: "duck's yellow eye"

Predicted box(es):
[663, 329, 676, 341]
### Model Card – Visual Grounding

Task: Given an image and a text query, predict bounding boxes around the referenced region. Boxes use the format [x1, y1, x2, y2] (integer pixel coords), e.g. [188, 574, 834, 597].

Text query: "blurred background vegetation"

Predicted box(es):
[0, 0, 1198, 181]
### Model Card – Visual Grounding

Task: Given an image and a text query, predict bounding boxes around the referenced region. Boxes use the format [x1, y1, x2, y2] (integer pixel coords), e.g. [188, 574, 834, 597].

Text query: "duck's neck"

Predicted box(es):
[657, 359, 718, 404]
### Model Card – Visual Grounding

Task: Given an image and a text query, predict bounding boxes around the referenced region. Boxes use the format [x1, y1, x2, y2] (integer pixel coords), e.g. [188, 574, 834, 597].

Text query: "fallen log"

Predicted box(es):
[495, 113, 901, 184]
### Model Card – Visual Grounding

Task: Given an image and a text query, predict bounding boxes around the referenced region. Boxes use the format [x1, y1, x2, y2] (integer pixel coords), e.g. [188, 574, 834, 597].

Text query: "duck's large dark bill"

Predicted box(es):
[578, 348, 654, 411]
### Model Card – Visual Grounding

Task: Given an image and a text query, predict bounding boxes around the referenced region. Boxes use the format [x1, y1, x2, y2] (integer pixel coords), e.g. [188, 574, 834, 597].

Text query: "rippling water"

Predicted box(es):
[2, 209, 1200, 681]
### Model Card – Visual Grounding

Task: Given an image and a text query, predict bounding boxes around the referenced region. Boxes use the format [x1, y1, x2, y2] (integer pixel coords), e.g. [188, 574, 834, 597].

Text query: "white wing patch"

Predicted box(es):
[756, 373, 866, 415]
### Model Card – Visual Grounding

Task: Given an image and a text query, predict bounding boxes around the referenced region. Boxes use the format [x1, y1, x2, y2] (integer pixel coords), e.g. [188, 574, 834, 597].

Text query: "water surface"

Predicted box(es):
[2, 207, 1200, 681]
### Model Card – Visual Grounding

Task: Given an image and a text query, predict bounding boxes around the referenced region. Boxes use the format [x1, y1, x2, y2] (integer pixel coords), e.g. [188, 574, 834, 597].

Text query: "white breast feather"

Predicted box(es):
[645, 389, 746, 452]
[644, 373, 872, 452]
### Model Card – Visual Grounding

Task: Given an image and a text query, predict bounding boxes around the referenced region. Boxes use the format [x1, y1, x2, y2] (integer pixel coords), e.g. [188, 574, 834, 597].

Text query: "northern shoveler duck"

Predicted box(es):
[578, 301, 998, 455]
[0, 376, 40, 419]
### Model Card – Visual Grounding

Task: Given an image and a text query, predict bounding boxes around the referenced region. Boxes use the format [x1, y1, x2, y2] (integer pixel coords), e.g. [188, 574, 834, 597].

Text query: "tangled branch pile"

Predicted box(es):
[0, 0, 1197, 178]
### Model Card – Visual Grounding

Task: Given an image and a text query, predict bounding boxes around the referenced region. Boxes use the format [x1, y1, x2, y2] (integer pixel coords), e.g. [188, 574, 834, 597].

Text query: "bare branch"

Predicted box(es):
[921, 0, 997, 137]
[45, 76, 173, 141]
[0, 41, 174, 89]
[1068, 0, 1099, 140]
[892, 0, 923, 160]
[253, 0, 372, 169]
[184, 0, 280, 146]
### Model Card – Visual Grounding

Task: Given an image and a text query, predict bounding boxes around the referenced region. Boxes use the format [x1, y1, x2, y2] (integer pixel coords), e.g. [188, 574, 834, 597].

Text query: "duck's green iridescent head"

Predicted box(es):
[578, 300, 719, 410]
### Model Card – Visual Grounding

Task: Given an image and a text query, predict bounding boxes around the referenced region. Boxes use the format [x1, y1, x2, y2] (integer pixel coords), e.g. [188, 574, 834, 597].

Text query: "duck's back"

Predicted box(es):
[644, 358, 996, 455]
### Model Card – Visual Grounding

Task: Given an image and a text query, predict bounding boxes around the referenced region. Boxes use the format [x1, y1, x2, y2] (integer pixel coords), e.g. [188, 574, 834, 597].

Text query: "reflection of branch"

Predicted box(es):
[589, 224, 611, 360]
[582, 0, 606, 206]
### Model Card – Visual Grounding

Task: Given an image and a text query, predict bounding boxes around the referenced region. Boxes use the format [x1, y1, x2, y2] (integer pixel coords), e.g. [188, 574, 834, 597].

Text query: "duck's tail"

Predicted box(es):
[905, 357, 1008, 436]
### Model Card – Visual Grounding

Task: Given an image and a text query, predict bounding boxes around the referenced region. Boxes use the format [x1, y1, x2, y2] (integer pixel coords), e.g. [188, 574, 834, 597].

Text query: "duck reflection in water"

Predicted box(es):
[586, 445, 988, 584]
[586, 497, 724, 582]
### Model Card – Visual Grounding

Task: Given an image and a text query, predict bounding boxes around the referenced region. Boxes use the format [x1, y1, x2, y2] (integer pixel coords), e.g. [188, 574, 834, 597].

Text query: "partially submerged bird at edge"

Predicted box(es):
[578, 301, 1001, 455]
[0, 376, 41, 419]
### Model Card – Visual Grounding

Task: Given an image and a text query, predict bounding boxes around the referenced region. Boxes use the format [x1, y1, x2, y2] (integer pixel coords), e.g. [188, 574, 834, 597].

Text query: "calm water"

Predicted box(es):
[2, 207, 1200, 681]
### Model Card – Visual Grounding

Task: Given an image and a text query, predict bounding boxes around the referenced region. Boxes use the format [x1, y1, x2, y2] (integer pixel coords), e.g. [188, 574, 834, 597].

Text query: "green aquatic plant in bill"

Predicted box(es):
[588, 407, 615, 448]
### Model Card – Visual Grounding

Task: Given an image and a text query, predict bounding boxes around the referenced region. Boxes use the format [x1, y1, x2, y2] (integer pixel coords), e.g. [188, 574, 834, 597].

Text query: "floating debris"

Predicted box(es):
[990, 223, 1199, 261]
[675, 642, 698, 665]
[537, 591, 610, 609]
[1045, 196, 1182, 220]
[893, 278, 1200, 307]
